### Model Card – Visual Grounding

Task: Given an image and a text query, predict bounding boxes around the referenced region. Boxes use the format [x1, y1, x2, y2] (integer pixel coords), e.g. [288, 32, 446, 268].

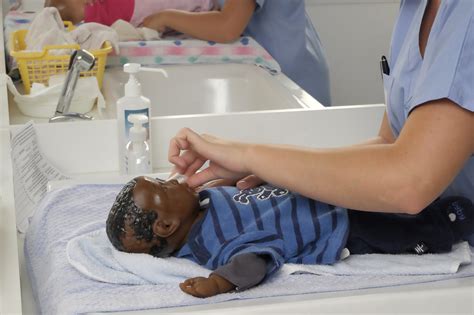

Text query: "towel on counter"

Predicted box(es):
[286, 242, 472, 276]
[111, 19, 160, 42]
[24, 7, 119, 54]
[25, 184, 474, 315]
[67, 222, 211, 285]
[68, 225, 471, 286]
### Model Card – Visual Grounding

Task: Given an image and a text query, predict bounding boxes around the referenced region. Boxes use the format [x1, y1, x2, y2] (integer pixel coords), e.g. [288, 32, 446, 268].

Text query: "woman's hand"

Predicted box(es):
[196, 175, 264, 191]
[179, 275, 235, 298]
[236, 174, 265, 190]
[168, 128, 252, 188]
[142, 12, 168, 33]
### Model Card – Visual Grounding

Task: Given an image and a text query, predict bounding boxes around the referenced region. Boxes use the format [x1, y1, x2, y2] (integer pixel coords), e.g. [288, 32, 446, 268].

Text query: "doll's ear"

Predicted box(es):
[153, 218, 179, 238]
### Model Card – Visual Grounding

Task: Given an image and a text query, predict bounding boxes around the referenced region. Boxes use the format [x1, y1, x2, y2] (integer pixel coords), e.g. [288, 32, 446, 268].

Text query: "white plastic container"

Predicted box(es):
[116, 63, 151, 174]
[5, 74, 104, 118]
[125, 114, 152, 174]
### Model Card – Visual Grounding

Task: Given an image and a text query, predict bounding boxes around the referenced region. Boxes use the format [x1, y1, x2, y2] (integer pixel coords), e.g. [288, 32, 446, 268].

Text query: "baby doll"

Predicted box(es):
[106, 176, 474, 298]
[106, 176, 349, 297]
[44, 0, 214, 26]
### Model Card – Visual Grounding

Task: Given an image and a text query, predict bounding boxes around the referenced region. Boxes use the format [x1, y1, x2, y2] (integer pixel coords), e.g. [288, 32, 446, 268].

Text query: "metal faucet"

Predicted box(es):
[49, 49, 96, 123]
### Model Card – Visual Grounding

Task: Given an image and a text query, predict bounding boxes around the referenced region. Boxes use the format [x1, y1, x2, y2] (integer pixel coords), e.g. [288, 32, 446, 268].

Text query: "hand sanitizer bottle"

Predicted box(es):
[116, 63, 151, 174]
[125, 114, 152, 175]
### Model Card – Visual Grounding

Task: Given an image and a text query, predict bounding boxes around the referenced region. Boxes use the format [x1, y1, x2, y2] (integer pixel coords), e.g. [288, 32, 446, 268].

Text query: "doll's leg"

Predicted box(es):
[346, 196, 473, 255]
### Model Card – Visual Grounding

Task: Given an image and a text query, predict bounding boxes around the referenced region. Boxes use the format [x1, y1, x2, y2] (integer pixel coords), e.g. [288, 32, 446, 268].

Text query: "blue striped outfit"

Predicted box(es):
[175, 185, 349, 276]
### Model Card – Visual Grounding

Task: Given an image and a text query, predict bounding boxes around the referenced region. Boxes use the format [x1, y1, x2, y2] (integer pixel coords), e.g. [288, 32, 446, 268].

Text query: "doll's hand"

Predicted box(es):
[179, 274, 235, 298]
[142, 12, 167, 33]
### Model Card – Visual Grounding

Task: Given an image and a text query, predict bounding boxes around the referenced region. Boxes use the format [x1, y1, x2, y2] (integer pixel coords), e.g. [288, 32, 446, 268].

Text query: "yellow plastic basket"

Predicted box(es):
[10, 21, 112, 94]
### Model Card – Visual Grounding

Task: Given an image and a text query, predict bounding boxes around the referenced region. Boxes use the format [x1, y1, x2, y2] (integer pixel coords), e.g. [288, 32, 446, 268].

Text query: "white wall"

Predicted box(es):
[306, 0, 400, 106]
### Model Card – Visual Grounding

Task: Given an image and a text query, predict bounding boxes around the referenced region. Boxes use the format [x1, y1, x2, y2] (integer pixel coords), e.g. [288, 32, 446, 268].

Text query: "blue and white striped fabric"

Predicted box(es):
[175, 185, 349, 276]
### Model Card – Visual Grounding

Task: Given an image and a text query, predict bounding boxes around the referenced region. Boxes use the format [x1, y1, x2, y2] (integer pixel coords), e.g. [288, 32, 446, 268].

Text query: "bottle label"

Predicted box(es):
[124, 108, 150, 140]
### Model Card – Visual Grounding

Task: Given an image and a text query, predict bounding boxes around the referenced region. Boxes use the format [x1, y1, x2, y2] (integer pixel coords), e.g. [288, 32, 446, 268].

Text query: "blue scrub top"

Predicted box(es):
[218, 0, 331, 106]
[385, 0, 474, 200]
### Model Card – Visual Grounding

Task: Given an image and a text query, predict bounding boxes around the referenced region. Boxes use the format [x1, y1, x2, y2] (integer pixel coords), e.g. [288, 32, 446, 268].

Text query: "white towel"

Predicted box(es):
[111, 19, 160, 42]
[68, 224, 472, 285]
[67, 222, 211, 285]
[285, 242, 472, 276]
[70, 22, 119, 53]
[25, 7, 75, 54]
[25, 184, 474, 315]
[25, 7, 119, 54]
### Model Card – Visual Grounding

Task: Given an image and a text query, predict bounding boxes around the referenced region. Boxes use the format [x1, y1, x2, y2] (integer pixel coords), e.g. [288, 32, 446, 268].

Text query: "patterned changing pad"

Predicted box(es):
[4, 10, 280, 73]
[108, 36, 280, 73]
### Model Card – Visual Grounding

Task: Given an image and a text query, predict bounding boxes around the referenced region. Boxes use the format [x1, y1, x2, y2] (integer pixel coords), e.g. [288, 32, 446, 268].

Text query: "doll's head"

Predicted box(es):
[106, 176, 200, 257]
[45, 0, 86, 24]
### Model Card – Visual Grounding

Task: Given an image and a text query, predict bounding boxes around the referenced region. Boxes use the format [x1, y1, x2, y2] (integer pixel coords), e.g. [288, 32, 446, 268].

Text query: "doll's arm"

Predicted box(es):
[179, 253, 268, 298]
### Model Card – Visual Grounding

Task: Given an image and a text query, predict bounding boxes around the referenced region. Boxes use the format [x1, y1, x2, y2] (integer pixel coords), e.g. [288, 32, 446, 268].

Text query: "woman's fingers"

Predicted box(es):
[199, 178, 237, 190]
[168, 128, 194, 166]
[184, 157, 207, 178]
[187, 168, 219, 188]
[236, 175, 265, 190]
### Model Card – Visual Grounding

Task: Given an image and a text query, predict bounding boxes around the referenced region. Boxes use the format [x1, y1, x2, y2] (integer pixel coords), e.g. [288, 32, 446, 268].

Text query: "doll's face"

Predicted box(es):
[120, 176, 200, 255]
[46, 0, 86, 24]
[132, 177, 199, 219]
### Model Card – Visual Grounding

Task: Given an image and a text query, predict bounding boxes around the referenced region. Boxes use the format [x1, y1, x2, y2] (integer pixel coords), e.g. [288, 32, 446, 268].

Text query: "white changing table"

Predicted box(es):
[3, 106, 474, 314]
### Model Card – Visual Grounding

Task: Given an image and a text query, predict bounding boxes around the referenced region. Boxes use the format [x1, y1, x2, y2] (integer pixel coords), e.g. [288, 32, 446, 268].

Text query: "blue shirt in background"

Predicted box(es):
[218, 0, 332, 106]
[176, 185, 349, 276]
[385, 0, 474, 200]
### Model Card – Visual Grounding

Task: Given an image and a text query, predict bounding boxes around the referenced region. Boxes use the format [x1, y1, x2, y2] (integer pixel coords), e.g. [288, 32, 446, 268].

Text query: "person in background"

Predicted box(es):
[142, 0, 332, 106]
[44, 0, 214, 27]
[166, 1, 473, 231]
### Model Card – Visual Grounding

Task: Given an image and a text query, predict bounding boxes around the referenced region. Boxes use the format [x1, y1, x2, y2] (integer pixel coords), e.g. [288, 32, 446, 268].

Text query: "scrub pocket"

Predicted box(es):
[382, 74, 394, 107]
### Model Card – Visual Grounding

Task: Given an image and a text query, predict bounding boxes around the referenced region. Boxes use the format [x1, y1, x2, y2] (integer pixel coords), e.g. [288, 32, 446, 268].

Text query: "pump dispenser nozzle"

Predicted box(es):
[125, 114, 152, 174]
[128, 114, 148, 142]
[123, 63, 142, 97]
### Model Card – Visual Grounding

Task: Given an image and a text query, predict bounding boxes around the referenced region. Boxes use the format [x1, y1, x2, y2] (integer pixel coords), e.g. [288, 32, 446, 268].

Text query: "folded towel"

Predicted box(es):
[111, 19, 160, 42]
[67, 222, 211, 285]
[25, 7, 119, 54]
[68, 225, 472, 285]
[70, 22, 119, 53]
[25, 7, 75, 54]
[285, 242, 472, 276]
[25, 184, 474, 315]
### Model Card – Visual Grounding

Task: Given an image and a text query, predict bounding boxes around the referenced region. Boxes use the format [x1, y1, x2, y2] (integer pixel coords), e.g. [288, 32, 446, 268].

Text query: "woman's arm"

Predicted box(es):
[169, 100, 473, 214]
[142, 0, 255, 42]
[243, 100, 473, 214]
[354, 111, 396, 146]
[210, 112, 395, 190]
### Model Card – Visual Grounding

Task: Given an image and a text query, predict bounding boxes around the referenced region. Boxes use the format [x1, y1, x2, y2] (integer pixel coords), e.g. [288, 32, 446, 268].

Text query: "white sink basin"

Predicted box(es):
[8, 63, 323, 125]
[101, 63, 323, 118]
